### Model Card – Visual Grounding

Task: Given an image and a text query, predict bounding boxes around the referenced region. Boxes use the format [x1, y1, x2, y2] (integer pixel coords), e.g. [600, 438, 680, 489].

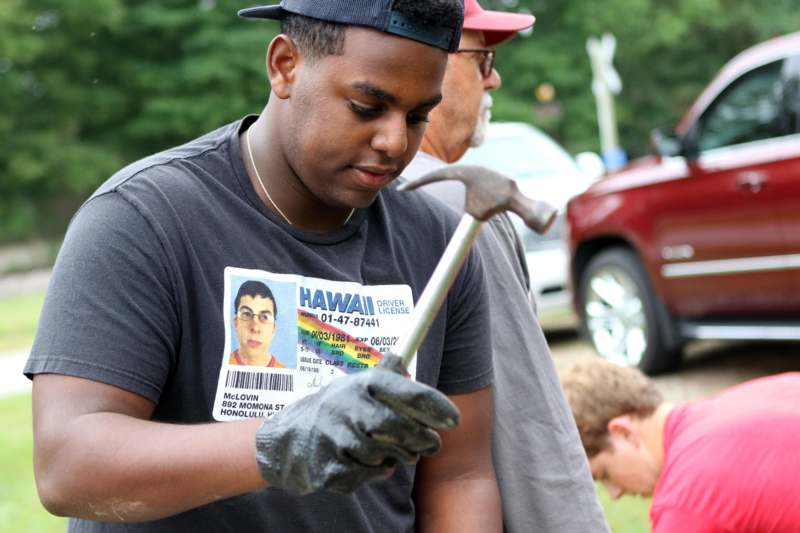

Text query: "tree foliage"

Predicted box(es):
[1, 0, 275, 240]
[1, 0, 798, 241]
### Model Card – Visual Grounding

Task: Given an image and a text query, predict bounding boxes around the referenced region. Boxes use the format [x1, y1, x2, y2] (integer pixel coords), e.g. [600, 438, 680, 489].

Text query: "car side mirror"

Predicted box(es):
[680, 127, 700, 162]
[649, 127, 682, 157]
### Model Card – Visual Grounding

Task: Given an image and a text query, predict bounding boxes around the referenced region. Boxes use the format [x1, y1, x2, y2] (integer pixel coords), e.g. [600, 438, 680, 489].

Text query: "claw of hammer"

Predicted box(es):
[398, 164, 557, 234]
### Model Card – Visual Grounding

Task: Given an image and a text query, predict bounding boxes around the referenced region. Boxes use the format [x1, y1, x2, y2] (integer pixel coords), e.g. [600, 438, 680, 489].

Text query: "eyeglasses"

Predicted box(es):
[455, 48, 496, 79]
[237, 308, 275, 324]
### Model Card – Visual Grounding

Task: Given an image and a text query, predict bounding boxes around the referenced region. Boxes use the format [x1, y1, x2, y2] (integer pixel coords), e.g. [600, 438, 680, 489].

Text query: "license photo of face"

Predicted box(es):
[228, 276, 297, 369]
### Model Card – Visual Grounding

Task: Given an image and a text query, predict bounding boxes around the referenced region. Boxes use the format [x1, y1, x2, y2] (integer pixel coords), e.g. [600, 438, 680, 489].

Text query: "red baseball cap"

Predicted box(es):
[463, 0, 535, 46]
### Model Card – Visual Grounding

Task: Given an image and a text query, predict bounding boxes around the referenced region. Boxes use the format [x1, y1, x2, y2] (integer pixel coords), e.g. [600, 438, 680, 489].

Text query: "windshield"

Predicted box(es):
[459, 127, 580, 180]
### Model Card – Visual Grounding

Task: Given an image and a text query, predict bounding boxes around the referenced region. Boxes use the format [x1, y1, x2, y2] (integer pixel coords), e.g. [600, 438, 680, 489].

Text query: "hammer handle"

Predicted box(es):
[396, 215, 483, 369]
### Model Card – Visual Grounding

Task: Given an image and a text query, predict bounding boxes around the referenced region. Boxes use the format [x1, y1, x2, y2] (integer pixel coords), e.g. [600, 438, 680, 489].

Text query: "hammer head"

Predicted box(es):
[399, 165, 557, 234]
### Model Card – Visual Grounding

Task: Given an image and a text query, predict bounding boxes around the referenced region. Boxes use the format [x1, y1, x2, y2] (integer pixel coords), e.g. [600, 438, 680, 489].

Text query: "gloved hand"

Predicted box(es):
[255, 353, 460, 495]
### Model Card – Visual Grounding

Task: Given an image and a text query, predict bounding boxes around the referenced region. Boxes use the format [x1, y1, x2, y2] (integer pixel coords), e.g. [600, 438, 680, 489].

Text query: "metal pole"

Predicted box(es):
[587, 34, 625, 170]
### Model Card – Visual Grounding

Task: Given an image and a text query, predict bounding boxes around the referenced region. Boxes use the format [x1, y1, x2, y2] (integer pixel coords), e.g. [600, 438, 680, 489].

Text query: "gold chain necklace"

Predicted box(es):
[245, 127, 355, 227]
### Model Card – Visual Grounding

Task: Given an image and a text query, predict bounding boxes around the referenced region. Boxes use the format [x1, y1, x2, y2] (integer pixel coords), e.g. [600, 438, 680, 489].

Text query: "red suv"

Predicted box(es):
[566, 32, 800, 374]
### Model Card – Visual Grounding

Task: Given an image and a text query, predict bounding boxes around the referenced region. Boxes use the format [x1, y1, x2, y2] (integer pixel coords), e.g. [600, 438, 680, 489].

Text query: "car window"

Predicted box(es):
[697, 59, 785, 151]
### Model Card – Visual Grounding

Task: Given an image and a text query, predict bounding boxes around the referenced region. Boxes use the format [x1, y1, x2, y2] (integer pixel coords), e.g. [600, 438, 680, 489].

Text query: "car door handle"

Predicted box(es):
[736, 171, 767, 193]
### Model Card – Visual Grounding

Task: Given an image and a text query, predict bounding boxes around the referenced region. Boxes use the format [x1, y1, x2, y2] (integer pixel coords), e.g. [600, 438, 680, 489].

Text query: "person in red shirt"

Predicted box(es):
[560, 358, 800, 532]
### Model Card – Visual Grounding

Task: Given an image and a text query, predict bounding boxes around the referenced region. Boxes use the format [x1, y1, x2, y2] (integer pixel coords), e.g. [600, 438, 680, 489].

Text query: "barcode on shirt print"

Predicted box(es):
[225, 370, 294, 392]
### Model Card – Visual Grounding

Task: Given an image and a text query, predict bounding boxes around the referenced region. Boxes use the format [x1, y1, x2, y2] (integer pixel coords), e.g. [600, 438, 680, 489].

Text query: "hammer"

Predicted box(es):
[393, 165, 557, 370]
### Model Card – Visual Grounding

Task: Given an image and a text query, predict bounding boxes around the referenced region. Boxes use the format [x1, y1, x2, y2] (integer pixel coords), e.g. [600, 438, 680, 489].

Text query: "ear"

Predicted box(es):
[267, 34, 301, 99]
[607, 415, 640, 447]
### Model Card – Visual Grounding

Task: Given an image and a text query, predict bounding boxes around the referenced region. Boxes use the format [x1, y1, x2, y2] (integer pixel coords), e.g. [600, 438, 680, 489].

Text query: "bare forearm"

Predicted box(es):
[414, 387, 501, 532]
[417, 475, 502, 533]
[36, 413, 266, 522]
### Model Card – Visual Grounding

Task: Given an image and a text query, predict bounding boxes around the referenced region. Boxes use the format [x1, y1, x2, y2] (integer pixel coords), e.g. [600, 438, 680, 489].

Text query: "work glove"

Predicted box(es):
[255, 353, 460, 495]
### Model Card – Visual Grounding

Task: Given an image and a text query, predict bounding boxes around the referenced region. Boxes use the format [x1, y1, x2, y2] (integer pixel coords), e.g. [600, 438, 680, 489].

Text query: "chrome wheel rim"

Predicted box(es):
[584, 266, 647, 367]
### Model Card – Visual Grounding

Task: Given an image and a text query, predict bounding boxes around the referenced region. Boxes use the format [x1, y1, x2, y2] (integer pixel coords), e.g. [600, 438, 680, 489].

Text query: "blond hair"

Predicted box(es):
[560, 358, 663, 457]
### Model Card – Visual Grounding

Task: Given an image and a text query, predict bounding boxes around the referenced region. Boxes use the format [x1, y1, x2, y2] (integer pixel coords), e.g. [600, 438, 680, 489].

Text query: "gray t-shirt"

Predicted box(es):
[403, 152, 609, 533]
[26, 117, 493, 532]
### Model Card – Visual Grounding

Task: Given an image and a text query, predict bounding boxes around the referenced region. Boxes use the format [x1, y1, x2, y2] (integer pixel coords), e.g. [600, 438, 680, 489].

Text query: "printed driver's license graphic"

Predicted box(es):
[213, 267, 416, 421]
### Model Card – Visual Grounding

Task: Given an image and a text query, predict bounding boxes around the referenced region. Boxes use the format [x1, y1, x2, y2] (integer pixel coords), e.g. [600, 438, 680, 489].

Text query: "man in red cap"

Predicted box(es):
[418, 0, 536, 161]
[403, 1, 610, 531]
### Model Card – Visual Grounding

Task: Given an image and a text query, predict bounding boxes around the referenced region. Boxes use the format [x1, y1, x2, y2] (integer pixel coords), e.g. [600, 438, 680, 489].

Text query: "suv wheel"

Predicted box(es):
[579, 247, 681, 374]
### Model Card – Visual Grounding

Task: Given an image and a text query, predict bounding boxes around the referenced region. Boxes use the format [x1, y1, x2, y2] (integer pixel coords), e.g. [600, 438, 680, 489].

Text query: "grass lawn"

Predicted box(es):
[0, 291, 45, 353]
[596, 482, 651, 532]
[0, 393, 66, 533]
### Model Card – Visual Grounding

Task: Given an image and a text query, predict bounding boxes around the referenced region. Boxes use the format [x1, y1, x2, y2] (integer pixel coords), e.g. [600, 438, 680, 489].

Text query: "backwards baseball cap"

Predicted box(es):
[464, 0, 534, 46]
[238, 0, 463, 53]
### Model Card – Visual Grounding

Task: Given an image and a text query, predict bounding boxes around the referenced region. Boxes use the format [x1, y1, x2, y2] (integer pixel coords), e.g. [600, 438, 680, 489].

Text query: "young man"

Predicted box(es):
[25, 1, 502, 531]
[561, 357, 800, 532]
[403, 1, 609, 531]
[230, 281, 284, 368]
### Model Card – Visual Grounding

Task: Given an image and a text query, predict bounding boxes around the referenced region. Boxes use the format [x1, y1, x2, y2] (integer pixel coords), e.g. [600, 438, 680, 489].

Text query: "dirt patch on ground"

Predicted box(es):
[547, 330, 800, 402]
[0, 269, 51, 298]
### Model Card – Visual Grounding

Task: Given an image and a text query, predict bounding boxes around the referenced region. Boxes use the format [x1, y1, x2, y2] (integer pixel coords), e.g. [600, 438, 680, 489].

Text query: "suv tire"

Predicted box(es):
[578, 247, 682, 374]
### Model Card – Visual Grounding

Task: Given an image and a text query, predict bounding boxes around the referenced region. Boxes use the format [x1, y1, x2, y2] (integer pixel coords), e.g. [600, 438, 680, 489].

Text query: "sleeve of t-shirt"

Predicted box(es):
[493, 213, 531, 293]
[24, 191, 178, 403]
[652, 506, 728, 533]
[435, 243, 493, 395]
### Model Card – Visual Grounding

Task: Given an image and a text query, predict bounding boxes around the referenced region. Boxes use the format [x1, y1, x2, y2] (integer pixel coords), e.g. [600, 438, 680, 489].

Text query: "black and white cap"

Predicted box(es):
[238, 0, 462, 52]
